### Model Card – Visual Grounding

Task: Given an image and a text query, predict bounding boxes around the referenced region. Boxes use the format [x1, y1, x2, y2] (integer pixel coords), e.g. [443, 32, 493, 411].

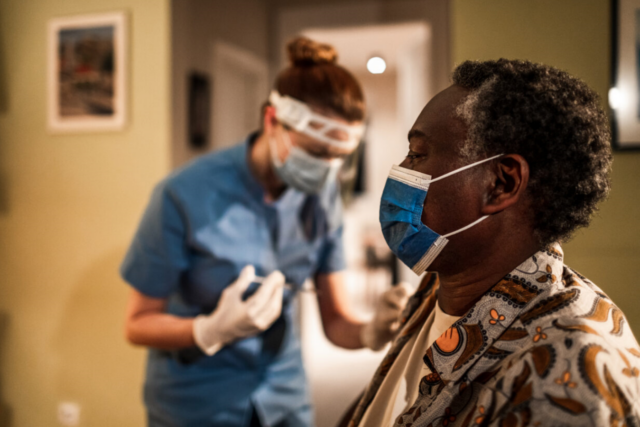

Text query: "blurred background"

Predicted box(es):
[0, 0, 638, 426]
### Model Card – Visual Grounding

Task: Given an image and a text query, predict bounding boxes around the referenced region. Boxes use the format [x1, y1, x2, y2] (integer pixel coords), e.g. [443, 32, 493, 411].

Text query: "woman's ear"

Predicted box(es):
[482, 154, 529, 215]
[262, 105, 278, 134]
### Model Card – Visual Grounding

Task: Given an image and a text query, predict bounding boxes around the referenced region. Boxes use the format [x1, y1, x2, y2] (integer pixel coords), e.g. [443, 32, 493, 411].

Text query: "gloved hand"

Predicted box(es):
[193, 265, 285, 356]
[360, 282, 413, 351]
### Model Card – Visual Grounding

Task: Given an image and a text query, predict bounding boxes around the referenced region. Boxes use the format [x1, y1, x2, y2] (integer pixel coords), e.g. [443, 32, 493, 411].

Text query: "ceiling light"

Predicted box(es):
[367, 56, 386, 74]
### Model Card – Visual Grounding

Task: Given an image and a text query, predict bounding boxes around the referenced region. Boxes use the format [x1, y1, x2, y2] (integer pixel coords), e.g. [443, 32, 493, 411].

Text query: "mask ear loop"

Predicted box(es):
[282, 129, 293, 149]
[269, 137, 283, 168]
[435, 154, 503, 238]
[269, 127, 294, 168]
[412, 211, 489, 274]
[442, 215, 489, 238]
[430, 153, 504, 183]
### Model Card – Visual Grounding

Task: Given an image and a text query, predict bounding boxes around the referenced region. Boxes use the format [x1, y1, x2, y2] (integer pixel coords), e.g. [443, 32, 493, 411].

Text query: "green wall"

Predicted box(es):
[453, 0, 640, 333]
[0, 0, 171, 426]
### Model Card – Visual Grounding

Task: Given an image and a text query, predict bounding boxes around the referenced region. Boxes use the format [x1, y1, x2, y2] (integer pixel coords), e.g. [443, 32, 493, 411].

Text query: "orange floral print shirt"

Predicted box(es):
[349, 245, 640, 427]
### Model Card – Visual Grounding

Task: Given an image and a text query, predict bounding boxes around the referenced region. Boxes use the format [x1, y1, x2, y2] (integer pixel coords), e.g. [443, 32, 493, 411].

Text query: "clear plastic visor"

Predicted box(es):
[269, 90, 364, 150]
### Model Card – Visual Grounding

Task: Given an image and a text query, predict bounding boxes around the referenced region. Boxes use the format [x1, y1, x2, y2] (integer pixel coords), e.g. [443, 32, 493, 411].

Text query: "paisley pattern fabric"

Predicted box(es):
[349, 245, 640, 427]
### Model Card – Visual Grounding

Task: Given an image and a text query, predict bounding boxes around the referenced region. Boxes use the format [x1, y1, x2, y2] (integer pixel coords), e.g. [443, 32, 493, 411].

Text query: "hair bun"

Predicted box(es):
[287, 36, 338, 66]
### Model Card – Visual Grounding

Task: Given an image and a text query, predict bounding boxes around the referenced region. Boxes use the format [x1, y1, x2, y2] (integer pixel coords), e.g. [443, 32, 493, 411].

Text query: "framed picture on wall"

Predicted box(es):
[611, 0, 640, 149]
[47, 12, 127, 133]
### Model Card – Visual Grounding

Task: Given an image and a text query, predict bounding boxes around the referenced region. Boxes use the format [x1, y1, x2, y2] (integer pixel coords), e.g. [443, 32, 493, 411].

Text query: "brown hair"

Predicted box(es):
[274, 37, 365, 122]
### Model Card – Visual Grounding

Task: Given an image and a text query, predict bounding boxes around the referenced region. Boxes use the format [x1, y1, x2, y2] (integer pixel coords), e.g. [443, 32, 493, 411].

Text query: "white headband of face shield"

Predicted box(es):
[268, 90, 364, 150]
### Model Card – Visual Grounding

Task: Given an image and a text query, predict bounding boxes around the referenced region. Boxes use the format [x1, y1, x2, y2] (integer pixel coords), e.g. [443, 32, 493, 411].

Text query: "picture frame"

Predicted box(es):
[610, 0, 640, 150]
[47, 12, 127, 133]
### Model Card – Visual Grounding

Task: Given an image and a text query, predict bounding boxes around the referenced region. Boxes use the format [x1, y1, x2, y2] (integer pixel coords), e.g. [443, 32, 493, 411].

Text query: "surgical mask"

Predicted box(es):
[270, 131, 343, 194]
[269, 90, 364, 149]
[379, 154, 503, 275]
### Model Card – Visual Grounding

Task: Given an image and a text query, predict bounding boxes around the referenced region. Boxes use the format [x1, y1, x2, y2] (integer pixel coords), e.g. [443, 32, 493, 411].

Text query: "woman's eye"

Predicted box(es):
[406, 153, 420, 160]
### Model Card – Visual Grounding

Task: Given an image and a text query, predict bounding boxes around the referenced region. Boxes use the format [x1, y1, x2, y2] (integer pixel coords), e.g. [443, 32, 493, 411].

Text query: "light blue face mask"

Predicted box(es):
[270, 131, 343, 194]
[379, 154, 503, 275]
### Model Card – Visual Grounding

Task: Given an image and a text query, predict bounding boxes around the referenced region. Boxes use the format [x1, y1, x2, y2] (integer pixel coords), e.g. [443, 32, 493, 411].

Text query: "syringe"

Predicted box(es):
[253, 276, 315, 293]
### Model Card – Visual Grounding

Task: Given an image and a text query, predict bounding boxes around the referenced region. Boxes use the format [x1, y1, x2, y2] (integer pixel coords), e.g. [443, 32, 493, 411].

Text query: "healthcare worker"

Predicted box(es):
[121, 37, 412, 427]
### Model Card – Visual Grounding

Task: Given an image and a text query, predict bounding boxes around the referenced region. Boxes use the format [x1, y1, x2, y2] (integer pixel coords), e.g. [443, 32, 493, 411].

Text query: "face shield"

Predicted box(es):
[268, 90, 364, 150]
[268, 91, 365, 194]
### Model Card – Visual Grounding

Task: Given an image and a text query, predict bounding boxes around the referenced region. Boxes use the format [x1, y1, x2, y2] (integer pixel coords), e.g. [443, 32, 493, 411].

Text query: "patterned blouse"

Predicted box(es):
[349, 245, 640, 427]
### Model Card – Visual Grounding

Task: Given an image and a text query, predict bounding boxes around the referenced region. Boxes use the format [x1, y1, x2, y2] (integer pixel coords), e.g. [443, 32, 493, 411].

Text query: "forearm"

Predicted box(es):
[315, 272, 367, 349]
[316, 273, 413, 351]
[323, 315, 365, 349]
[125, 290, 196, 350]
[125, 312, 195, 350]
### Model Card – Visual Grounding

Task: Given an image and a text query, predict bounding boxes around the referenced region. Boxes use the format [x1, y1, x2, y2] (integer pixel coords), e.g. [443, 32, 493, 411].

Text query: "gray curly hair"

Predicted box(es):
[452, 59, 612, 247]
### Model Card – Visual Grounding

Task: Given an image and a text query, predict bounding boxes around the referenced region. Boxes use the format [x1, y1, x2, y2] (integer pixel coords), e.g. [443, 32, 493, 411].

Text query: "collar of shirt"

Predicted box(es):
[231, 132, 271, 203]
[424, 246, 564, 384]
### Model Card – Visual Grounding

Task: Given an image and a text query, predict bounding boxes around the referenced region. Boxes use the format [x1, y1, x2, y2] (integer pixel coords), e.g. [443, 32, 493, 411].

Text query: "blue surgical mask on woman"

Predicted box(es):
[379, 154, 503, 275]
[270, 131, 343, 194]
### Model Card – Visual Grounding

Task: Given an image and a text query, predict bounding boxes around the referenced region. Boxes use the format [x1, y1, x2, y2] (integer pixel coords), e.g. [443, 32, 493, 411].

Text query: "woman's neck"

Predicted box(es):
[249, 132, 288, 202]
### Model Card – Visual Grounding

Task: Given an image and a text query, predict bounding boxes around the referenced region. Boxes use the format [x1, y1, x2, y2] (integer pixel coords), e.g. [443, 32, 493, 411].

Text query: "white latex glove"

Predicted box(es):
[193, 265, 285, 356]
[360, 282, 413, 351]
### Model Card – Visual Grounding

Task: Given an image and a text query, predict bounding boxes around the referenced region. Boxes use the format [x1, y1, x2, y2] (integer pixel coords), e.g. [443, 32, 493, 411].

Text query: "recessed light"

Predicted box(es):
[367, 56, 386, 74]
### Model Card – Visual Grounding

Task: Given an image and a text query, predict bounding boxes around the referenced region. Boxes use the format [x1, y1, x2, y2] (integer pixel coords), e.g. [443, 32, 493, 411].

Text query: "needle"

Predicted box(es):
[253, 276, 316, 293]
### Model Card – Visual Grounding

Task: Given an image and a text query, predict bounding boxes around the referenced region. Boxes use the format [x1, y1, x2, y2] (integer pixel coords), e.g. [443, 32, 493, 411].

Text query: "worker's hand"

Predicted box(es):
[360, 282, 413, 351]
[193, 265, 285, 356]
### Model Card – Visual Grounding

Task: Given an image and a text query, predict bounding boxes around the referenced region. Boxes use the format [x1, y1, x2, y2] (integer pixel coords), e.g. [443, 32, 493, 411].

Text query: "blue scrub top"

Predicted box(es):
[121, 134, 345, 427]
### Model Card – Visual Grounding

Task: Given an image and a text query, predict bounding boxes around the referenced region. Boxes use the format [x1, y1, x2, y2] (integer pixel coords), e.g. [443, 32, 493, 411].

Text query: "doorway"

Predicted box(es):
[297, 22, 432, 427]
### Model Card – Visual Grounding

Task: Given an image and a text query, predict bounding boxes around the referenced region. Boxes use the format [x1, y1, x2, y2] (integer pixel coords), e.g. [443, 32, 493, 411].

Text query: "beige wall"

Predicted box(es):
[452, 0, 640, 333]
[0, 0, 171, 426]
